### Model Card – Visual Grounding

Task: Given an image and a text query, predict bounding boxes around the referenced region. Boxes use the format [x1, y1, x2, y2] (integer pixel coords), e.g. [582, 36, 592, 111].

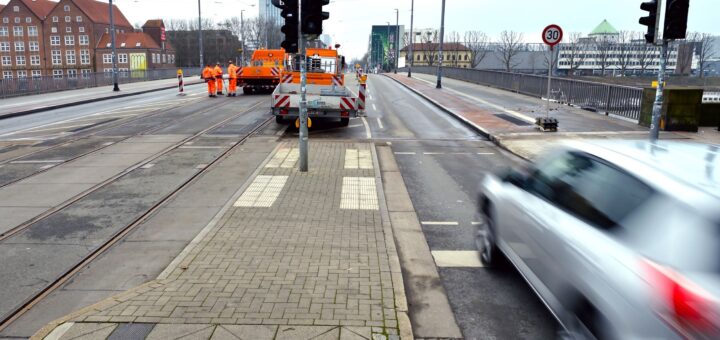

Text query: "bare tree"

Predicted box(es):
[594, 35, 613, 76]
[633, 31, 656, 75]
[616, 31, 633, 76]
[688, 32, 716, 78]
[447, 31, 461, 67]
[563, 32, 587, 76]
[420, 31, 439, 67]
[464, 30, 489, 68]
[497, 30, 524, 72]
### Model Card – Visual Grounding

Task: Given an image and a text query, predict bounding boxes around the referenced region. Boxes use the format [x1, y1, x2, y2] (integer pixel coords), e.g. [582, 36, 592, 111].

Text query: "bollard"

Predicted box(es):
[177, 69, 185, 96]
[358, 75, 367, 112]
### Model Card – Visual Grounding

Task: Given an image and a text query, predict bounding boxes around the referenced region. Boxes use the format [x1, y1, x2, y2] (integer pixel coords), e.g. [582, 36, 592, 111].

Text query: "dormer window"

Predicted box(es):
[135, 42, 141, 47]
[120, 42, 126, 47]
[64, 5, 70, 12]
[13, 6, 19, 12]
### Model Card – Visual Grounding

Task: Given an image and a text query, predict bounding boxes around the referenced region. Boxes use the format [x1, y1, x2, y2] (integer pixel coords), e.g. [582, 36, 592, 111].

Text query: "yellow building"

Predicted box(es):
[400, 43, 472, 68]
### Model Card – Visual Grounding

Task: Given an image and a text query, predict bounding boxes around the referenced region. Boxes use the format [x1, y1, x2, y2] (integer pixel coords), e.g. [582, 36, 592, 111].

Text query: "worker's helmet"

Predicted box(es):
[228, 60, 234, 64]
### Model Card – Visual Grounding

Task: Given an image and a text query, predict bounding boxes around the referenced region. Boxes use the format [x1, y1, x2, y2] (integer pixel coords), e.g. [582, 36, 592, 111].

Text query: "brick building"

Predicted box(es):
[0, 0, 176, 80]
[0, 0, 55, 79]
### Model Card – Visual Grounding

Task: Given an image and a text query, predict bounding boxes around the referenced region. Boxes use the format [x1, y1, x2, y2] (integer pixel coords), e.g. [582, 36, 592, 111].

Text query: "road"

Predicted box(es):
[0, 75, 556, 339]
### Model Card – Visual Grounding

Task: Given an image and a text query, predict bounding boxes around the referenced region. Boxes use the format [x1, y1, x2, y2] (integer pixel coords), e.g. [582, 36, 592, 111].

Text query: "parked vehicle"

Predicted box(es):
[238, 49, 285, 94]
[477, 140, 720, 339]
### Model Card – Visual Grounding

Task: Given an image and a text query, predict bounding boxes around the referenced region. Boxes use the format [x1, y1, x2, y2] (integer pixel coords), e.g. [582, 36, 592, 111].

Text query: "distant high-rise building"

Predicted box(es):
[258, 0, 281, 26]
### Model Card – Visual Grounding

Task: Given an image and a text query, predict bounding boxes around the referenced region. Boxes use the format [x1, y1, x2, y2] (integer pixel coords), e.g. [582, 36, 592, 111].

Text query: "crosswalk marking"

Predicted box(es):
[432, 251, 484, 268]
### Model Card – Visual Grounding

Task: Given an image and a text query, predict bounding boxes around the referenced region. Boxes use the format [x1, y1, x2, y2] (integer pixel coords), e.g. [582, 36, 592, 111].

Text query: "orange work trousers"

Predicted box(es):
[228, 78, 237, 94]
[216, 78, 224, 94]
[206, 80, 216, 96]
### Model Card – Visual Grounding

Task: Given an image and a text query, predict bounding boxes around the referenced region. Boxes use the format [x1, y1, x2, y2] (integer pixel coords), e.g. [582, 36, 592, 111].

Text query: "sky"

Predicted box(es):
[5, 0, 718, 60]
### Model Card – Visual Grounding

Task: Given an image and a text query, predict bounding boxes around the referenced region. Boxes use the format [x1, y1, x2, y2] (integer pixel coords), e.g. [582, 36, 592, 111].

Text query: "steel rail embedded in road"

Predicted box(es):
[0, 101, 272, 332]
[0, 97, 252, 189]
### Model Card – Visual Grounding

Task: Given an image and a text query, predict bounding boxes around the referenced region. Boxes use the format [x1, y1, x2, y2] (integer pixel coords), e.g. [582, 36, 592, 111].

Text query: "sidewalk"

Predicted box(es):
[34, 142, 409, 340]
[0, 77, 202, 120]
[385, 73, 720, 160]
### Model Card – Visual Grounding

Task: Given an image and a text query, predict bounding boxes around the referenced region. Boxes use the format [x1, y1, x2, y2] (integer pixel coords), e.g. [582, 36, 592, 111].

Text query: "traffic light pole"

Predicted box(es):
[650, 40, 668, 141]
[298, 1, 309, 172]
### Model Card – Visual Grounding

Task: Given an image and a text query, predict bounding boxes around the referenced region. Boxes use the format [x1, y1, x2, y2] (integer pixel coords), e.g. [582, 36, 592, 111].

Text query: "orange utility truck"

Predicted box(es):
[238, 49, 286, 94]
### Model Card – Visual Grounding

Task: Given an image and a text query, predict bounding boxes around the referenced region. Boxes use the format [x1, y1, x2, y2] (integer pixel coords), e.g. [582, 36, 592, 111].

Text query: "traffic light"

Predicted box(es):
[273, 0, 299, 53]
[639, 0, 660, 44]
[301, 0, 329, 36]
[664, 0, 689, 40]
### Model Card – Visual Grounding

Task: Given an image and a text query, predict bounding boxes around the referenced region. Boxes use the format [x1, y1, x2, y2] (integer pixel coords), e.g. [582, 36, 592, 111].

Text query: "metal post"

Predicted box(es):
[109, 0, 119, 91]
[408, 0, 414, 77]
[198, 0, 204, 67]
[298, 0, 309, 172]
[394, 9, 399, 74]
[546, 45, 553, 117]
[650, 40, 668, 141]
[240, 10, 245, 66]
[386, 22, 390, 72]
[436, 0, 446, 89]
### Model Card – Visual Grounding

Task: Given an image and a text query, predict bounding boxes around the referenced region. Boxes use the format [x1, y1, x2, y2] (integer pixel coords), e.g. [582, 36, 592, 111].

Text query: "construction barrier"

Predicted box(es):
[358, 75, 367, 111]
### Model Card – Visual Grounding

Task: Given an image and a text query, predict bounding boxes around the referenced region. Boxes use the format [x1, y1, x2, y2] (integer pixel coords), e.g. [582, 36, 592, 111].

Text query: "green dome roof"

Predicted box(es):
[590, 20, 619, 35]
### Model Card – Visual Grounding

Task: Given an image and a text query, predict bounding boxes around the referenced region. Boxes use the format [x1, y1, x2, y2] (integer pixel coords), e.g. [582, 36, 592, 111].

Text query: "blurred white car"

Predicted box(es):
[477, 140, 720, 339]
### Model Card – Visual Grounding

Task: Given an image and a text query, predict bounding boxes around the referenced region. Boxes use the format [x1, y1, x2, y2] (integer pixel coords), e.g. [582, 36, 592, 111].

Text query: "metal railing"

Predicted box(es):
[404, 66, 644, 121]
[0, 68, 201, 99]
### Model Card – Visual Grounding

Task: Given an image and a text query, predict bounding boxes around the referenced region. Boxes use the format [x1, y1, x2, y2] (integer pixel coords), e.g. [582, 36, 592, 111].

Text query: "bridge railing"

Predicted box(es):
[0, 68, 201, 99]
[403, 66, 644, 122]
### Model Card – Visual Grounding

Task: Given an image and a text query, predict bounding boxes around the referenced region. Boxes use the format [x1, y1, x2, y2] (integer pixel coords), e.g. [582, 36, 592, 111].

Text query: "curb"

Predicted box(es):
[1, 81, 202, 121]
[381, 74, 531, 161]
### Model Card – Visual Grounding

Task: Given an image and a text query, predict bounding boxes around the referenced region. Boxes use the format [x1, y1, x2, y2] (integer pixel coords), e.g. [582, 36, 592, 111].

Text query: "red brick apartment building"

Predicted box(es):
[0, 0, 176, 79]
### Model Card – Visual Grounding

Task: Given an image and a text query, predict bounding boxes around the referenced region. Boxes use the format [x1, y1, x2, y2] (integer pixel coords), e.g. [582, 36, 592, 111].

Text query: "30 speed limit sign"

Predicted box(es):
[542, 25, 563, 47]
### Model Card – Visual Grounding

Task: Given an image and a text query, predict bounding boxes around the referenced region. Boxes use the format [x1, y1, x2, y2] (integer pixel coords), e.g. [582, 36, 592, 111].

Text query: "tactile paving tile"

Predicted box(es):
[233, 175, 288, 208]
[340, 177, 379, 210]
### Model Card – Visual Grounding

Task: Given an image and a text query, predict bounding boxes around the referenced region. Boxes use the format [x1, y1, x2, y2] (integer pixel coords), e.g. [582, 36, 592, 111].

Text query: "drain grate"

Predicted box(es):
[495, 113, 532, 126]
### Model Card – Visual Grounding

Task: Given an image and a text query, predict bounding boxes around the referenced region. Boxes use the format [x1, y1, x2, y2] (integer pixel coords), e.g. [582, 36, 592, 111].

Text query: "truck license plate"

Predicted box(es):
[308, 100, 326, 108]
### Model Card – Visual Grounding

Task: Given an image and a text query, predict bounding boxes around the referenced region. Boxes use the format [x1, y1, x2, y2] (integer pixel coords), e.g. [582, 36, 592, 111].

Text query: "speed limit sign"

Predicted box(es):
[542, 25, 563, 47]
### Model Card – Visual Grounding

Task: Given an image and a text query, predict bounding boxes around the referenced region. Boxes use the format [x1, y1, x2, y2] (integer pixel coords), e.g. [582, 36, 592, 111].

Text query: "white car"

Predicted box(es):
[477, 140, 720, 339]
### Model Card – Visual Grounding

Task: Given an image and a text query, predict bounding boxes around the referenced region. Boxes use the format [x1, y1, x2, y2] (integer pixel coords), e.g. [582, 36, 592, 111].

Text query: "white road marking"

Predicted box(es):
[39, 164, 56, 170]
[234, 175, 288, 208]
[376, 118, 384, 129]
[361, 117, 372, 139]
[372, 104, 377, 111]
[140, 163, 155, 169]
[423, 152, 443, 155]
[340, 177, 379, 210]
[477, 152, 495, 155]
[394, 152, 416, 155]
[43, 322, 74, 340]
[421, 221, 459, 226]
[345, 149, 374, 170]
[178, 146, 225, 149]
[348, 124, 364, 128]
[369, 94, 374, 100]
[452, 152, 472, 155]
[432, 251, 484, 268]
[196, 164, 208, 169]
[10, 160, 65, 164]
[471, 222, 483, 225]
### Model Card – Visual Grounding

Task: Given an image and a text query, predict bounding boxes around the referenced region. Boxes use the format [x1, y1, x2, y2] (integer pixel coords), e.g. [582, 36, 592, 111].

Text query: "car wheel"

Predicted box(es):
[275, 115, 284, 124]
[476, 207, 500, 266]
[340, 118, 350, 126]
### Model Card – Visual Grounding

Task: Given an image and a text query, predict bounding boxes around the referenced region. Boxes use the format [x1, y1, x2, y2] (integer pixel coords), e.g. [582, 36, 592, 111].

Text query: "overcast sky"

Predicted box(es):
[7, 0, 718, 60]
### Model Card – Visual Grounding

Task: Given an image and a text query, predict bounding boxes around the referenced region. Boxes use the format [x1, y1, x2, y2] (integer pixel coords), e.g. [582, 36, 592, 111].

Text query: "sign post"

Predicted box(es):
[539, 24, 563, 132]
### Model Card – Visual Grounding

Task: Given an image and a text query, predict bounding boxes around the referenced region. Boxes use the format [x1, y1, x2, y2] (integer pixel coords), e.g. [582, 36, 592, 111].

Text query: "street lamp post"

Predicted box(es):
[394, 8, 398, 74]
[240, 9, 246, 65]
[408, 0, 414, 77]
[436, 0, 446, 89]
[109, 0, 119, 91]
[198, 0, 204, 67]
[386, 22, 390, 72]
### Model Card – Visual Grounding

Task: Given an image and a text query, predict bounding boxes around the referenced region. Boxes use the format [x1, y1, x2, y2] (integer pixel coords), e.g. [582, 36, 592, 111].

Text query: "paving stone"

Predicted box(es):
[58, 323, 117, 340]
[146, 324, 214, 340]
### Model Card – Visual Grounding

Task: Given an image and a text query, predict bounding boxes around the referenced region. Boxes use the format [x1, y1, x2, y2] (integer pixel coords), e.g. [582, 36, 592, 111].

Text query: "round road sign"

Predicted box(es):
[542, 25, 563, 47]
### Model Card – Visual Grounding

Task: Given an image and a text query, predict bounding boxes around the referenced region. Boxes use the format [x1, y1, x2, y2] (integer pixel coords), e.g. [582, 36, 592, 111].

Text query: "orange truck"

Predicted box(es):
[238, 49, 286, 94]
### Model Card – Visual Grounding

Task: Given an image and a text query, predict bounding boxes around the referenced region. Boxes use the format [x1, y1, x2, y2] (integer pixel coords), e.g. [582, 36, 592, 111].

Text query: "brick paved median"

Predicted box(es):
[38, 142, 407, 340]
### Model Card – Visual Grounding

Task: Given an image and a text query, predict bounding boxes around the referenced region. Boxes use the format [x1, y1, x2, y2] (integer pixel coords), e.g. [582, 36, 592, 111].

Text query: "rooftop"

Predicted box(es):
[401, 43, 470, 52]
[17, 0, 57, 19]
[96, 32, 167, 50]
[590, 19, 619, 36]
[73, 0, 132, 28]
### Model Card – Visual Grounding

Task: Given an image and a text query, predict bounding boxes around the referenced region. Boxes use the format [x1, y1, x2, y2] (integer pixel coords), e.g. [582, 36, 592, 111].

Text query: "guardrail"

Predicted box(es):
[403, 66, 644, 121]
[0, 68, 201, 99]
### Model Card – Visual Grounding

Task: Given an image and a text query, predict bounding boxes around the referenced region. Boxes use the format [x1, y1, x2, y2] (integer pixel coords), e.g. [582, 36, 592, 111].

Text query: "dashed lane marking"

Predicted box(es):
[372, 104, 377, 111]
[421, 221, 459, 226]
[393, 152, 416, 155]
[432, 251, 484, 268]
[140, 163, 155, 169]
[376, 118, 384, 129]
[477, 152, 495, 155]
[471, 222, 483, 225]
[423, 152, 443, 155]
[340, 177, 379, 210]
[233, 175, 288, 208]
[348, 124, 364, 128]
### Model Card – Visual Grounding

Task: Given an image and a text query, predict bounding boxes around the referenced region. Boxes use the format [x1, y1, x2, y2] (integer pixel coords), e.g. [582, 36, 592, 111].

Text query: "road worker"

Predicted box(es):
[214, 62, 224, 95]
[202, 63, 216, 97]
[227, 60, 238, 97]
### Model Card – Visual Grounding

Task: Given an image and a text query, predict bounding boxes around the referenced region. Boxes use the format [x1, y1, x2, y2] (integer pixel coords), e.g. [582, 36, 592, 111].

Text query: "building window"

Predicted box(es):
[51, 50, 62, 65]
[13, 26, 23, 36]
[118, 53, 128, 63]
[52, 16, 58, 23]
[14, 41, 24, 52]
[25, 17, 31, 23]
[28, 26, 38, 36]
[1, 56, 10, 66]
[0, 26, 7, 36]
[65, 16, 71, 23]
[51, 27, 57, 33]
[80, 49, 90, 64]
[3, 71, 12, 79]
[67, 69, 77, 78]
[30, 54, 40, 65]
[0, 42, 9, 52]
[66, 50, 76, 65]
[103, 53, 112, 64]
[50, 36, 60, 46]
[64, 35, 74, 46]
[79, 26, 85, 33]
[16, 55, 25, 65]
[31, 70, 41, 78]
[14, 17, 20, 24]
[17, 70, 27, 78]
[162, 54, 167, 63]
[64, 5, 71, 12]
[65, 26, 72, 33]
[79, 35, 89, 45]
[13, 6, 19, 12]
[76, 16, 82, 22]
[2, 18, 7, 24]
[53, 69, 63, 78]
[81, 69, 91, 78]
[29, 41, 39, 51]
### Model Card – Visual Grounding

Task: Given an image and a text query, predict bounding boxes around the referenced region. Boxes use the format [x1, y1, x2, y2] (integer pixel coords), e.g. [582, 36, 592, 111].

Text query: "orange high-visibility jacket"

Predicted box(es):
[202, 66, 214, 82]
[228, 64, 238, 79]
[213, 65, 223, 79]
